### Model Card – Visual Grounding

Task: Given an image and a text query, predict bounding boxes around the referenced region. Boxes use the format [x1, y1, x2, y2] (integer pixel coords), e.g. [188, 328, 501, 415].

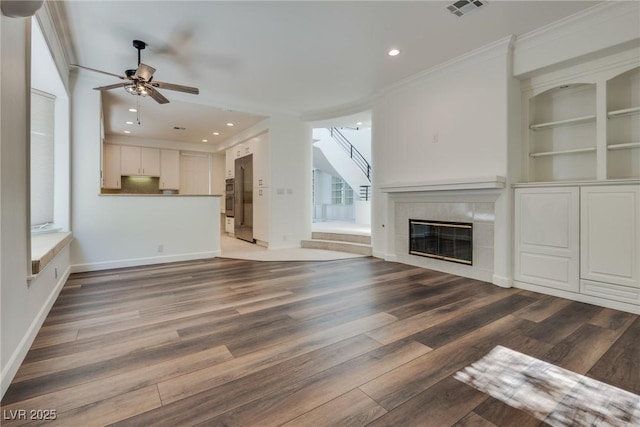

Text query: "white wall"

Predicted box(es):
[372, 39, 512, 273]
[268, 116, 312, 249]
[1, 15, 71, 398]
[70, 71, 220, 272]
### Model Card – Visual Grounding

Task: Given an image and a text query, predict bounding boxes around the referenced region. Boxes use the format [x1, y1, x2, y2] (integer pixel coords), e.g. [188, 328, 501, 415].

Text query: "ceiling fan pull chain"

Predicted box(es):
[137, 97, 141, 125]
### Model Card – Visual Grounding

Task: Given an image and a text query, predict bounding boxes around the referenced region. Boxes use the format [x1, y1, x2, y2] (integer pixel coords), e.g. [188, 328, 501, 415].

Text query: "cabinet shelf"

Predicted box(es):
[607, 106, 640, 119]
[529, 115, 596, 131]
[608, 142, 640, 151]
[530, 147, 596, 158]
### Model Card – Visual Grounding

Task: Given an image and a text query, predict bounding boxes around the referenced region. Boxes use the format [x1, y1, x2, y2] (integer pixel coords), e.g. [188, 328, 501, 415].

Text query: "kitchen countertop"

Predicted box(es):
[99, 194, 222, 197]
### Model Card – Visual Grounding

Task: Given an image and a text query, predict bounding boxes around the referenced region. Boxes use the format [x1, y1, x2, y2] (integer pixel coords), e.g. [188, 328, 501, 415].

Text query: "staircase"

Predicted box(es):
[301, 232, 372, 256]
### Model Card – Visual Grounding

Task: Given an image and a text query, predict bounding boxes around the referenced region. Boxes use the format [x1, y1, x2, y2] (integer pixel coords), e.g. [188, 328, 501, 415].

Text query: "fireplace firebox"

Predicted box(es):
[409, 219, 473, 265]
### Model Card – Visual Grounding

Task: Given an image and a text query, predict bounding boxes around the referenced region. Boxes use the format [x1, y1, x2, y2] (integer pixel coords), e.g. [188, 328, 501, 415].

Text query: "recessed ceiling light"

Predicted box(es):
[226, 122, 234, 127]
[125, 121, 133, 125]
[128, 108, 137, 112]
[202, 139, 208, 143]
[124, 130, 131, 134]
[356, 122, 363, 126]
[388, 49, 400, 57]
[213, 132, 220, 136]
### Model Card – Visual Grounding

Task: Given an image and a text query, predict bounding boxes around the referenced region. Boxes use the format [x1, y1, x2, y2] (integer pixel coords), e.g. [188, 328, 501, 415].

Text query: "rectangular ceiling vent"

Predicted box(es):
[447, 0, 486, 17]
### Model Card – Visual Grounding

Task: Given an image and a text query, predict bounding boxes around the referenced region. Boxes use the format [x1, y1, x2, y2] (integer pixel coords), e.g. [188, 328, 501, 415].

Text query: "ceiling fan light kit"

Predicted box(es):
[72, 39, 199, 105]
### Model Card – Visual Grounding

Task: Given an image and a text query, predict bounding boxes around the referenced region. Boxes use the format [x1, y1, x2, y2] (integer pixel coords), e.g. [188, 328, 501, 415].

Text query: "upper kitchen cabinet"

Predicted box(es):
[160, 149, 180, 190]
[121, 145, 160, 176]
[607, 66, 640, 180]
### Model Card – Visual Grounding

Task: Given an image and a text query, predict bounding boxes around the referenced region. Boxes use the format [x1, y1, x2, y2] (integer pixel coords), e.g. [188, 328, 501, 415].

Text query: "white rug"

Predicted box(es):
[455, 345, 640, 426]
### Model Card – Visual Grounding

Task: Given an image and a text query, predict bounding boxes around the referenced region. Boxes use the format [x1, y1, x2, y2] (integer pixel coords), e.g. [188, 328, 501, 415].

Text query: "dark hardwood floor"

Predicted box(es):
[1, 257, 638, 426]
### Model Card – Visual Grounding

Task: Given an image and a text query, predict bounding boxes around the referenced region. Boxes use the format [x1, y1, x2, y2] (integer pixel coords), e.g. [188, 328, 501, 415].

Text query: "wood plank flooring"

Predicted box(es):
[2, 257, 638, 426]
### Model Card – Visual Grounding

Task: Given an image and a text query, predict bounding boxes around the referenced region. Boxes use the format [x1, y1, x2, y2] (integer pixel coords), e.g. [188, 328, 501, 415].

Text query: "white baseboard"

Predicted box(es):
[514, 280, 640, 315]
[493, 274, 513, 288]
[70, 251, 220, 273]
[384, 254, 398, 262]
[1, 265, 70, 398]
[371, 250, 386, 259]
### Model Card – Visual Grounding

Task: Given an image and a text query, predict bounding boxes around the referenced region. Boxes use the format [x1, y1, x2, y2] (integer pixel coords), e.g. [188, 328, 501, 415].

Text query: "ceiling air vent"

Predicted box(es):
[173, 126, 186, 130]
[447, 0, 486, 17]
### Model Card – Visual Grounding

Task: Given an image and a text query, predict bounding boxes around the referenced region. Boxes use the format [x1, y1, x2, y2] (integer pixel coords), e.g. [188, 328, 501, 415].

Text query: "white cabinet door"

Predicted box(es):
[120, 146, 160, 176]
[581, 185, 640, 288]
[252, 133, 269, 188]
[120, 145, 141, 175]
[254, 187, 269, 243]
[160, 149, 180, 190]
[225, 217, 234, 234]
[226, 148, 235, 178]
[103, 144, 121, 189]
[141, 147, 160, 176]
[514, 187, 580, 292]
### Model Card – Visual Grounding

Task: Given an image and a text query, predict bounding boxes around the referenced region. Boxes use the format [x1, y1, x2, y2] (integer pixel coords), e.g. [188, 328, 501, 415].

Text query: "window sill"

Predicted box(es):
[31, 231, 73, 274]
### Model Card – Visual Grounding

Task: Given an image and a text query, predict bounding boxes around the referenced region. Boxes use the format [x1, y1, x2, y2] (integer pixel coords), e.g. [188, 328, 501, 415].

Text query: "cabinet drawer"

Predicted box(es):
[581, 279, 640, 305]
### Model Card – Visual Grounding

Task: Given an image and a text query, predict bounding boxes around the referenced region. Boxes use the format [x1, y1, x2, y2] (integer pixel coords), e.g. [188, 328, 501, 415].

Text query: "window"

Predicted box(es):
[30, 90, 55, 226]
[331, 176, 353, 205]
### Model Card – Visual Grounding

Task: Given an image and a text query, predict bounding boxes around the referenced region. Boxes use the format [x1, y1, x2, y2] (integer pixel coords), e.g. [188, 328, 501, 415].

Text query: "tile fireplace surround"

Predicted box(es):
[381, 177, 505, 283]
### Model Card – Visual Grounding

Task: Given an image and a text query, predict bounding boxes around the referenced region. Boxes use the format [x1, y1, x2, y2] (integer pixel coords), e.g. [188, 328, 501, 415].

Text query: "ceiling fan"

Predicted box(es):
[72, 40, 199, 104]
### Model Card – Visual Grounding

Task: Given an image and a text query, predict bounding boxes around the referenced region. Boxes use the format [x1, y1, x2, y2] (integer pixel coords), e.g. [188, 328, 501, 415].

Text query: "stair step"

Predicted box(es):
[301, 239, 372, 256]
[311, 232, 371, 245]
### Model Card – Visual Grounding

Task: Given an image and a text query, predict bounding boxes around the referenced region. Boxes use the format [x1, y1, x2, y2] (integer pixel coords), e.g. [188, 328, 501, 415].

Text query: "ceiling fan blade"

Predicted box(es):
[145, 85, 170, 104]
[71, 64, 125, 80]
[134, 63, 156, 81]
[93, 82, 127, 91]
[150, 81, 199, 95]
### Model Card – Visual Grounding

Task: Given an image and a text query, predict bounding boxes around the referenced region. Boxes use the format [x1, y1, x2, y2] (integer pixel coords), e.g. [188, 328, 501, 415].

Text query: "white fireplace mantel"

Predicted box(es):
[379, 176, 506, 193]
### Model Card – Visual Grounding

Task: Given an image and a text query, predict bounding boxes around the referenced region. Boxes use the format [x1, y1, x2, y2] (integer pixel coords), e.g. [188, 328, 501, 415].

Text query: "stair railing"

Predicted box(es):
[328, 127, 372, 182]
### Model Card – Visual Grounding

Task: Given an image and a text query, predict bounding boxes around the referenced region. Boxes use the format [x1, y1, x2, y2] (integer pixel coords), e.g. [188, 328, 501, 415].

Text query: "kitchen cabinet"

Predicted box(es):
[121, 146, 160, 176]
[252, 133, 269, 188]
[225, 217, 234, 235]
[160, 149, 180, 190]
[253, 187, 270, 243]
[226, 147, 235, 178]
[102, 144, 121, 189]
[514, 187, 580, 292]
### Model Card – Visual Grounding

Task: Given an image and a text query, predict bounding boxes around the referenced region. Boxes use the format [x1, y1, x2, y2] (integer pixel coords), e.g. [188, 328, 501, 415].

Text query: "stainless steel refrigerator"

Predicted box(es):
[234, 154, 254, 242]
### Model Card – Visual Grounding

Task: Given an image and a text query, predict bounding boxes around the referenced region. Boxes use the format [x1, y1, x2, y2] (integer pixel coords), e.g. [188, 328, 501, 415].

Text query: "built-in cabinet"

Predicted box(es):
[516, 50, 639, 312]
[522, 54, 639, 183]
[580, 185, 640, 304]
[159, 149, 180, 190]
[514, 187, 580, 292]
[121, 146, 161, 177]
[103, 144, 121, 189]
[515, 184, 639, 309]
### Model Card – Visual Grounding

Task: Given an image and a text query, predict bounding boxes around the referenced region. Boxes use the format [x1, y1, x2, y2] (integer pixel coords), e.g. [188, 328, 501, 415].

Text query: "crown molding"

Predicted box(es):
[34, 0, 76, 90]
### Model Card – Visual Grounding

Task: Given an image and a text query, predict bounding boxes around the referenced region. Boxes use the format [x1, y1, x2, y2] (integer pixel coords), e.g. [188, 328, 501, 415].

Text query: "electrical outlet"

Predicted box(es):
[432, 133, 439, 143]
[158, 244, 164, 253]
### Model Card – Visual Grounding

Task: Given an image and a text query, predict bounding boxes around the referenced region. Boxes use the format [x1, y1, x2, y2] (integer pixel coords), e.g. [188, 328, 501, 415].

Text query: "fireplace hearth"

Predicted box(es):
[409, 219, 473, 265]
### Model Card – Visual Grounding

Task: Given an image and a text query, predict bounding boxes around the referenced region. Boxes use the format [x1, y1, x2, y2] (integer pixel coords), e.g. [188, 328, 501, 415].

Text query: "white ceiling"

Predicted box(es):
[59, 1, 599, 145]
